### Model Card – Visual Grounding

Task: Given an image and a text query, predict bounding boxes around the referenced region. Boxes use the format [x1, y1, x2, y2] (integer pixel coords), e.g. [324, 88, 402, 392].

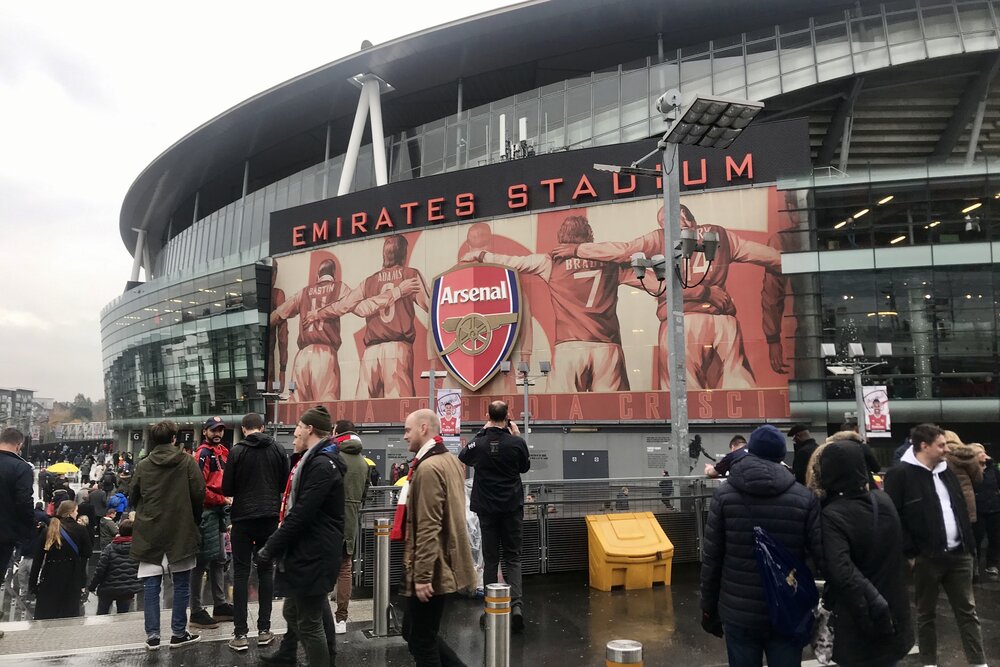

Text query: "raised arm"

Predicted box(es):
[270, 288, 302, 326]
[463, 251, 553, 282]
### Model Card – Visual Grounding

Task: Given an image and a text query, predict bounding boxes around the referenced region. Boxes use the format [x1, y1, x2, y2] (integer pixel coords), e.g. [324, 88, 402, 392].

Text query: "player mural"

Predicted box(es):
[269, 186, 798, 423]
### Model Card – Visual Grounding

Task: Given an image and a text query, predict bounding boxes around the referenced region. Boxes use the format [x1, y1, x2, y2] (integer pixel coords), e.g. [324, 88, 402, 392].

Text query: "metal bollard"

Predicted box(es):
[372, 517, 391, 637]
[606, 639, 643, 667]
[484, 583, 511, 667]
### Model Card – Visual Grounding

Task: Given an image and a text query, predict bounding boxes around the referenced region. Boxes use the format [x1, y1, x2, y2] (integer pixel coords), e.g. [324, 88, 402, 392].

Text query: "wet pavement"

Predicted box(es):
[8, 563, 1000, 665]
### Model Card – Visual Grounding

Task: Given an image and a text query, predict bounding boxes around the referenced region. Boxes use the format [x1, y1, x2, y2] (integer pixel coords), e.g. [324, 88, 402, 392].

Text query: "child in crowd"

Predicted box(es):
[89, 519, 142, 615]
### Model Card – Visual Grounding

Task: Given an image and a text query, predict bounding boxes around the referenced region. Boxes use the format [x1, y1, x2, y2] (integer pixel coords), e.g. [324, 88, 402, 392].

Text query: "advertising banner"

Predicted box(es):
[863, 386, 891, 438]
[437, 387, 462, 437]
[268, 184, 798, 424]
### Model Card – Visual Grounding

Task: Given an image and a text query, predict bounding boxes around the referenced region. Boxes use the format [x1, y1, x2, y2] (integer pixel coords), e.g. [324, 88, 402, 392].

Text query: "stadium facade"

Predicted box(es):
[103, 0, 1000, 477]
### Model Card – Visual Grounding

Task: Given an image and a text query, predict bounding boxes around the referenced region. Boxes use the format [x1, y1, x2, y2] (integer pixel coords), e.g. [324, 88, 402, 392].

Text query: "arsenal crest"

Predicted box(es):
[430, 264, 522, 391]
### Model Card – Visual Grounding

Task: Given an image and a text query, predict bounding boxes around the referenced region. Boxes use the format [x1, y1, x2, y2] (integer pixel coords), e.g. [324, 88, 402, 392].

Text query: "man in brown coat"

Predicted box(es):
[400, 409, 476, 666]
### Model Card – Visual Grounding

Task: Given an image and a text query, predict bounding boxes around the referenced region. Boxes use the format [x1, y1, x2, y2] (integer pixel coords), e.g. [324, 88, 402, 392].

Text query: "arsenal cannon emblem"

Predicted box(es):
[430, 264, 522, 391]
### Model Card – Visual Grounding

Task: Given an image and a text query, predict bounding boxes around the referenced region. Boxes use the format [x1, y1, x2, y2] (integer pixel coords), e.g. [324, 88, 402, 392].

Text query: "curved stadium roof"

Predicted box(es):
[119, 0, 859, 256]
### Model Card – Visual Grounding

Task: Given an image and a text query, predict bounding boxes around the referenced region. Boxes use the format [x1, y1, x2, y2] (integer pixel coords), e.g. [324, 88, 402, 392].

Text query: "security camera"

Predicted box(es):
[649, 254, 667, 282]
[655, 89, 684, 116]
[702, 231, 720, 261]
[630, 252, 647, 280]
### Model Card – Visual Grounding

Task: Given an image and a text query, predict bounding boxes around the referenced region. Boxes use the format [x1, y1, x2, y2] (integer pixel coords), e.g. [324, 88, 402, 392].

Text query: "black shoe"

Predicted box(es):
[512, 604, 525, 633]
[189, 609, 219, 628]
[213, 603, 235, 621]
[145, 637, 160, 651]
[170, 632, 200, 649]
[260, 648, 297, 665]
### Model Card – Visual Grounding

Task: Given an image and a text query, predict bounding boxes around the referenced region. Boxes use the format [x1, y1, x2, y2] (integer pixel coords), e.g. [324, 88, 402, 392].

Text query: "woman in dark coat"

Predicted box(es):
[29, 500, 92, 619]
[817, 440, 914, 667]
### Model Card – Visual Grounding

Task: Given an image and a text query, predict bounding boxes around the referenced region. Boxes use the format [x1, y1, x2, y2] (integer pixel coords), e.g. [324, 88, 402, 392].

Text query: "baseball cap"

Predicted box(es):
[203, 416, 225, 430]
[786, 423, 809, 438]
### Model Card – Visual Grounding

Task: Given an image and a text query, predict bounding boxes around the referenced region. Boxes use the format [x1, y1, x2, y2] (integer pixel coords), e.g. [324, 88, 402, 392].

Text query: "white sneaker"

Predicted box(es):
[334, 620, 347, 634]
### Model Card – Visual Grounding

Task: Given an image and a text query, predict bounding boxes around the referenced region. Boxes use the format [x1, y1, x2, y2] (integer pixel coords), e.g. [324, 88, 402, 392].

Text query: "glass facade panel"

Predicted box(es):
[565, 84, 592, 148]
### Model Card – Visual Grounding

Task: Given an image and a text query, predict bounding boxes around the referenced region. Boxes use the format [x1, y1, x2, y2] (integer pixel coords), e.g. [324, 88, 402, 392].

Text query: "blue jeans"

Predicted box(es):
[143, 570, 191, 639]
[723, 623, 802, 667]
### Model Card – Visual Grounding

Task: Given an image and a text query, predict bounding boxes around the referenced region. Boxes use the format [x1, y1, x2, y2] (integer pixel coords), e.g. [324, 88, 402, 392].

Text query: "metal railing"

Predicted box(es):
[353, 476, 720, 589]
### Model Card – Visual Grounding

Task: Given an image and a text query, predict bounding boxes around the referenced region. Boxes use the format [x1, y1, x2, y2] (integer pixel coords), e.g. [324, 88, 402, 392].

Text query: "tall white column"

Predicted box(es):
[129, 229, 147, 283]
[366, 78, 389, 186]
[337, 81, 372, 196]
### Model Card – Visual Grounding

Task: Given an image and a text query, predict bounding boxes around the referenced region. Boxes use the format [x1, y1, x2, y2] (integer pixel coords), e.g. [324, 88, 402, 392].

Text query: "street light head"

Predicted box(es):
[630, 252, 648, 280]
[848, 343, 864, 358]
[702, 230, 720, 261]
[666, 94, 764, 149]
[517, 361, 530, 375]
[256, 382, 267, 391]
[876, 342, 893, 357]
[592, 163, 621, 173]
[680, 228, 697, 259]
[500, 361, 512, 374]
[820, 343, 837, 358]
[287, 381, 297, 393]
[539, 361, 552, 375]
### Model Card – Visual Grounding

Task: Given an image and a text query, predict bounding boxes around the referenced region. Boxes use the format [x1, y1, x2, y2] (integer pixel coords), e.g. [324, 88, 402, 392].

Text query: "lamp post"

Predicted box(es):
[594, 91, 763, 476]
[500, 361, 551, 437]
[822, 342, 892, 440]
[420, 370, 444, 411]
[257, 380, 296, 437]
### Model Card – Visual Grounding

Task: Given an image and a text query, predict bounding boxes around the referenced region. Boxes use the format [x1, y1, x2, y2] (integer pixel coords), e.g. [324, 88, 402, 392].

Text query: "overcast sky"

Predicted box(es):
[0, 1, 512, 403]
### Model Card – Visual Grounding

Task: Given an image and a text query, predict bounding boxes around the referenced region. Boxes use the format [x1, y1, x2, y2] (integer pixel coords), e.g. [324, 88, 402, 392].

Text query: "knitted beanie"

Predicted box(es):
[299, 405, 332, 433]
[748, 424, 787, 462]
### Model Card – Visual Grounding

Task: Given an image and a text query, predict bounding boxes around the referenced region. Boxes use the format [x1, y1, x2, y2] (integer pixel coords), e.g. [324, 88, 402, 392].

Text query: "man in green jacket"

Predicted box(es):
[130, 421, 205, 650]
[331, 420, 370, 634]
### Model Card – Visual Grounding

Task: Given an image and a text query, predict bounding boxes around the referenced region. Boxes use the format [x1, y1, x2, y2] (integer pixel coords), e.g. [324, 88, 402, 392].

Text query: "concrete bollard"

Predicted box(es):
[484, 583, 511, 667]
[606, 639, 643, 666]
[372, 517, 391, 637]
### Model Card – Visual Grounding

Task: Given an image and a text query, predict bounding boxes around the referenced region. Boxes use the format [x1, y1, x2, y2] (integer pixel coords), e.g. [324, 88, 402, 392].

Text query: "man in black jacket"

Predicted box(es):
[459, 400, 530, 632]
[0, 428, 33, 601]
[884, 423, 987, 667]
[788, 424, 818, 486]
[258, 406, 344, 667]
[221, 413, 290, 653]
[700, 424, 823, 664]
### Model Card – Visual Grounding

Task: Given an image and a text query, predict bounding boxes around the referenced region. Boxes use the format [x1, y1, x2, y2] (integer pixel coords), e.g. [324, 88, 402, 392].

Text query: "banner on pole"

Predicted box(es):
[862, 386, 891, 438]
[436, 388, 462, 437]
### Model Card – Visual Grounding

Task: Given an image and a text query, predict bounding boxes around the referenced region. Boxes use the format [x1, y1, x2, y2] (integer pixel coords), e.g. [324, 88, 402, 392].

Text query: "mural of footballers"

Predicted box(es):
[269, 260, 289, 392]
[356, 234, 430, 398]
[554, 202, 786, 390]
[462, 215, 633, 393]
[270, 255, 422, 402]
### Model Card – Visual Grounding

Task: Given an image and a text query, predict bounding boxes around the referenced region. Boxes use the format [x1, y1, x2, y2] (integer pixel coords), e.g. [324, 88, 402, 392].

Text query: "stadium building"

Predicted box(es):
[103, 0, 1000, 477]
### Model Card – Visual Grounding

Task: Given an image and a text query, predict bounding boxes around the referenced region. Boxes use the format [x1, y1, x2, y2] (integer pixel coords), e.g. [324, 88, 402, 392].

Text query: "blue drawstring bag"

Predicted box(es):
[753, 526, 819, 647]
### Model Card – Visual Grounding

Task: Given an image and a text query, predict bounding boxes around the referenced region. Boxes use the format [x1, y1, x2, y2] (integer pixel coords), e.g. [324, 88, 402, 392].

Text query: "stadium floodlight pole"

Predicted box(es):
[595, 90, 763, 476]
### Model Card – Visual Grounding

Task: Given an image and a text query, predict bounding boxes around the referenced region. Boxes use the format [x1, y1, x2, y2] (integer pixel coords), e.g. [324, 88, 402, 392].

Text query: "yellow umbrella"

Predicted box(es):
[394, 476, 407, 487]
[364, 457, 376, 467]
[48, 462, 79, 474]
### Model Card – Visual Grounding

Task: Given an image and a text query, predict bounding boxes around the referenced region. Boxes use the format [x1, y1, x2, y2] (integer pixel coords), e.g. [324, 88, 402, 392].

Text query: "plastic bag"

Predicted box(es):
[753, 526, 819, 648]
[811, 602, 834, 665]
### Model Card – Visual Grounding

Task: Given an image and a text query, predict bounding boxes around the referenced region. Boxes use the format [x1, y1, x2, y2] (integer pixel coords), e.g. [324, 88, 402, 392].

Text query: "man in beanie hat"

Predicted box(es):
[700, 424, 823, 664]
[258, 406, 344, 667]
[787, 424, 818, 485]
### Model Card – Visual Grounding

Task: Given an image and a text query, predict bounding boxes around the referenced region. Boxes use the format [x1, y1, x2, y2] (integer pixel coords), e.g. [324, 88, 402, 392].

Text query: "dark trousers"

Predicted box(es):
[973, 512, 1000, 568]
[402, 594, 465, 667]
[0, 543, 14, 579]
[96, 594, 133, 615]
[479, 508, 523, 603]
[913, 551, 986, 665]
[723, 623, 802, 667]
[283, 593, 332, 667]
[231, 517, 278, 635]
